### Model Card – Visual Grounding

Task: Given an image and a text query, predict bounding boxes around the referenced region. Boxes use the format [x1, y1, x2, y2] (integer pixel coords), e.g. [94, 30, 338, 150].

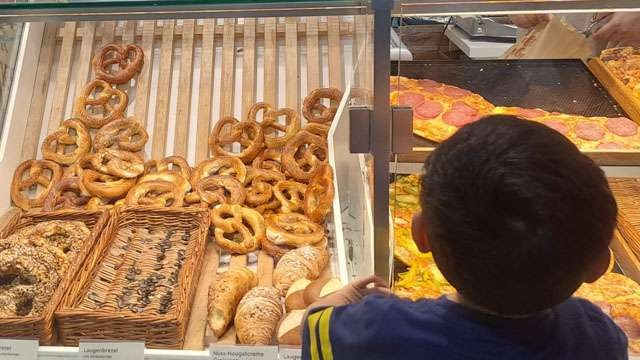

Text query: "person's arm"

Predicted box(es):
[509, 14, 551, 29]
[593, 12, 640, 46]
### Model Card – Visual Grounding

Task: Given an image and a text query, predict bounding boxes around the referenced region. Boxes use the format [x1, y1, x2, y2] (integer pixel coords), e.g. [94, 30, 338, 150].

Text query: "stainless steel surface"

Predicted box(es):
[391, 106, 413, 154]
[349, 106, 373, 154]
[395, 0, 640, 16]
[372, 0, 393, 282]
[0, 1, 369, 22]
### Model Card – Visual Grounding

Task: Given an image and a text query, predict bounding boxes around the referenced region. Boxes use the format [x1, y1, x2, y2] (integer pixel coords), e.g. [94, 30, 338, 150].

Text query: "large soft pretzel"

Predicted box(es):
[42, 118, 91, 165]
[302, 88, 343, 124]
[93, 43, 144, 85]
[265, 213, 325, 247]
[73, 79, 128, 128]
[274, 180, 307, 214]
[282, 130, 328, 182]
[94, 117, 148, 152]
[11, 159, 63, 210]
[144, 156, 192, 181]
[191, 157, 247, 185]
[85, 196, 112, 210]
[252, 149, 282, 172]
[137, 171, 191, 195]
[81, 169, 136, 199]
[209, 117, 264, 163]
[303, 123, 330, 139]
[211, 204, 265, 254]
[248, 103, 300, 148]
[85, 149, 144, 179]
[42, 177, 91, 211]
[125, 180, 184, 207]
[195, 175, 246, 207]
[244, 168, 285, 208]
[304, 164, 335, 223]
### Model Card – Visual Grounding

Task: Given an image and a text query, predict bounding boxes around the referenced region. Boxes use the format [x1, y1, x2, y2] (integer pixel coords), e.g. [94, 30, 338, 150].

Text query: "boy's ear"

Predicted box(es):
[412, 211, 431, 253]
[584, 247, 613, 283]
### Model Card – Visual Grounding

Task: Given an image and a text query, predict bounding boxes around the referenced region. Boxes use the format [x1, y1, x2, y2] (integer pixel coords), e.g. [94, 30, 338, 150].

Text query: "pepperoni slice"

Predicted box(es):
[575, 121, 605, 141]
[542, 119, 569, 135]
[443, 86, 471, 99]
[598, 142, 624, 150]
[451, 101, 478, 116]
[606, 117, 638, 137]
[398, 92, 425, 107]
[415, 100, 444, 120]
[418, 79, 441, 89]
[443, 110, 476, 127]
[516, 108, 548, 119]
[390, 83, 409, 92]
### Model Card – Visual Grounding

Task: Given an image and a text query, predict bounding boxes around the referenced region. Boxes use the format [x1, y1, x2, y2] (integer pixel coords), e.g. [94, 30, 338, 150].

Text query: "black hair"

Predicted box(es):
[421, 115, 617, 316]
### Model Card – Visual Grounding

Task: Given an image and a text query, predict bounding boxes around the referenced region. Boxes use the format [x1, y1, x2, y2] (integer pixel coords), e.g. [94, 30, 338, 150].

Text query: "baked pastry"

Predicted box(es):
[125, 180, 184, 207]
[11, 159, 63, 210]
[195, 175, 245, 207]
[234, 286, 283, 345]
[273, 245, 329, 295]
[265, 213, 325, 247]
[304, 164, 334, 223]
[244, 168, 285, 209]
[84, 149, 144, 179]
[137, 171, 191, 195]
[248, 103, 301, 148]
[93, 43, 144, 84]
[207, 267, 257, 338]
[0, 285, 36, 317]
[273, 180, 306, 213]
[73, 79, 128, 128]
[210, 204, 265, 254]
[302, 88, 343, 124]
[42, 118, 91, 165]
[261, 235, 327, 261]
[81, 169, 136, 199]
[144, 156, 192, 181]
[601, 47, 640, 99]
[93, 117, 148, 152]
[209, 117, 264, 163]
[42, 177, 91, 211]
[282, 130, 328, 182]
[278, 309, 305, 345]
[252, 149, 282, 172]
[192, 157, 247, 185]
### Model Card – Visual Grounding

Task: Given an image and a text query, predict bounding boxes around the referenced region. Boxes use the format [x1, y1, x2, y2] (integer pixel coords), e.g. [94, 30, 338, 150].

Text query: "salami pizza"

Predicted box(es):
[391, 75, 640, 149]
[601, 47, 640, 99]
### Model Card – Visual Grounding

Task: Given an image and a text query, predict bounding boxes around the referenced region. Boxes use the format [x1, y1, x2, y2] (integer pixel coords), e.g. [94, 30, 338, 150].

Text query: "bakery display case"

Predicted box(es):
[390, 1, 640, 357]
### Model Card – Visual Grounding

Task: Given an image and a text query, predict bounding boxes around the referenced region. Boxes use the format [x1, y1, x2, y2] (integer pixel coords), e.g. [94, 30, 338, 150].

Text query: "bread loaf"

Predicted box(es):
[235, 286, 283, 345]
[207, 267, 257, 338]
[273, 246, 329, 295]
[278, 309, 306, 345]
[285, 278, 311, 311]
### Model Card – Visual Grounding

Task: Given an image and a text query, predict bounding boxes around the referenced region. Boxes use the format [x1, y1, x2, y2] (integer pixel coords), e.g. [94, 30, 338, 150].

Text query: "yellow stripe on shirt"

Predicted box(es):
[308, 310, 323, 360]
[319, 307, 335, 360]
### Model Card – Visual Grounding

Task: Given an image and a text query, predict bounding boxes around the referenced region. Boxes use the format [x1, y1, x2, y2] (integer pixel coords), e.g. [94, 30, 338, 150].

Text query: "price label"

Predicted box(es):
[209, 345, 278, 360]
[0, 339, 38, 360]
[278, 346, 302, 360]
[79, 341, 144, 360]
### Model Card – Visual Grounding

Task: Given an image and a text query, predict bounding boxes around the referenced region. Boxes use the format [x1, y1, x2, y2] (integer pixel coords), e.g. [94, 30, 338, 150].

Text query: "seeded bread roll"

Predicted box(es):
[234, 286, 283, 345]
[207, 267, 257, 338]
[273, 246, 329, 295]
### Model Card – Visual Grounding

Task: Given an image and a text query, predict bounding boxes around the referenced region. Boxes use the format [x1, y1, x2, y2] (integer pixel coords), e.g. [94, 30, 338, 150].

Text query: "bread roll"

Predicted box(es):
[303, 277, 343, 305]
[285, 278, 311, 311]
[273, 246, 329, 295]
[207, 267, 257, 338]
[235, 286, 283, 345]
[278, 309, 306, 345]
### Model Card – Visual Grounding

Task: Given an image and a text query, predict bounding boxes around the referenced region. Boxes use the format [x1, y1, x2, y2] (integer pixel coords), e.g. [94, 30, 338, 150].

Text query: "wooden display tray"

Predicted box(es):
[609, 178, 640, 282]
[588, 58, 640, 125]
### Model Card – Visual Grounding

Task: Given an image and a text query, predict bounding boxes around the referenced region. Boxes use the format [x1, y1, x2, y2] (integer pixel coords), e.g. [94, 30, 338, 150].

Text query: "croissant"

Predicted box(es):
[273, 246, 329, 295]
[207, 267, 257, 338]
[234, 286, 283, 345]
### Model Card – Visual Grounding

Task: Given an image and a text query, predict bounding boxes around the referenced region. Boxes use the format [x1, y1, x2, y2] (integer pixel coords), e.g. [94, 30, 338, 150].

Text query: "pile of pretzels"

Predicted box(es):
[10, 42, 341, 259]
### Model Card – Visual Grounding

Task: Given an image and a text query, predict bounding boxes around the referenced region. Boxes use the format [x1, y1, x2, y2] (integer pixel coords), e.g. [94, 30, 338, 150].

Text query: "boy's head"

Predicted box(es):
[414, 115, 617, 316]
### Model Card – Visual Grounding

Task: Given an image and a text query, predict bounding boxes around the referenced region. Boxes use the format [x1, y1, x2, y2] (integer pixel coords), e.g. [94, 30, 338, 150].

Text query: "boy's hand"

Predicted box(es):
[307, 275, 393, 310]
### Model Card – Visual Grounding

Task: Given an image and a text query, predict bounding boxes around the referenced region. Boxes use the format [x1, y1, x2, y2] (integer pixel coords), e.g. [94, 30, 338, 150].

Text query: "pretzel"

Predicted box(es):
[248, 103, 300, 148]
[85, 149, 144, 179]
[11, 159, 63, 210]
[302, 88, 343, 124]
[282, 130, 328, 182]
[255, 199, 282, 215]
[73, 80, 128, 128]
[42, 177, 91, 211]
[81, 169, 136, 199]
[125, 180, 184, 207]
[92, 43, 144, 84]
[195, 175, 246, 207]
[304, 164, 334, 223]
[274, 180, 307, 214]
[303, 123, 330, 138]
[85, 196, 112, 210]
[252, 149, 282, 172]
[42, 118, 91, 165]
[94, 117, 148, 152]
[191, 157, 246, 185]
[143, 155, 192, 181]
[209, 117, 264, 163]
[261, 236, 328, 261]
[265, 213, 325, 247]
[210, 204, 265, 254]
[244, 168, 285, 208]
[137, 171, 191, 196]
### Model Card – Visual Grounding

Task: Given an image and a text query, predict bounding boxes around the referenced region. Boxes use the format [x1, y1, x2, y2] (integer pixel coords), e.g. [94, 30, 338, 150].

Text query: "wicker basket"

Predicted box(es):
[56, 206, 209, 349]
[0, 208, 109, 344]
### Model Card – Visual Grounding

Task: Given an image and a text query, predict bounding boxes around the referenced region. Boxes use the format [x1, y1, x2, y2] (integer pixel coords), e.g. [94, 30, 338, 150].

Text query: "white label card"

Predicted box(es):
[0, 339, 38, 360]
[209, 345, 278, 360]
[79, 341, 144, 360]
[278, 347, 302, 360]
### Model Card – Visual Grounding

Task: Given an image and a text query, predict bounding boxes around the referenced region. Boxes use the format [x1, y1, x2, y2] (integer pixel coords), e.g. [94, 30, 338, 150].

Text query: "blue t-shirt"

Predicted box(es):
[302, 295, 628, 360]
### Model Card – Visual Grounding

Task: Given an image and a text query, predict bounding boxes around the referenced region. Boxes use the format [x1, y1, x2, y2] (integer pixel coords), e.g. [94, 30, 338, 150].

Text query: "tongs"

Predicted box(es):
[583, 13, 613, 38]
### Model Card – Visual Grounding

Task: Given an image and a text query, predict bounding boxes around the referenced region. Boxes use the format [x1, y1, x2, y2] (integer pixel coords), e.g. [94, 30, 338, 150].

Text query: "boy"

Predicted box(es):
[302, 115, 627, 359]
